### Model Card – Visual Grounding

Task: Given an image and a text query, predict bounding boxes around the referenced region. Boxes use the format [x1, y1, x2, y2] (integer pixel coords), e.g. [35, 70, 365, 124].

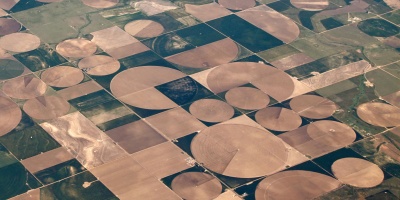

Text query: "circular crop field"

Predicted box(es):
[191, 124, 288, 178]
[0, 59, 25, 80]
[358, 19, 399, 37]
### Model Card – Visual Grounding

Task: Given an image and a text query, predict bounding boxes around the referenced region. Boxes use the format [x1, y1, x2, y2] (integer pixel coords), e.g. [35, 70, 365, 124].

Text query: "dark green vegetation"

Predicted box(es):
[68, 90, 116, 110]
[320, 17, 344, 30]
[358, 19, 400, 37]
[35, 159, 86, 184]
[171, 0, 213, 5]
[143, 33, 195, 57]
[40, 171, 117, 200]
[382, 10, 400, 25]
[156, 76, 213, 106]
[80, 99, 134, 126]
[118, 51, 166, 68]
[176, 23, 226, 47]
[0, 144, 40, 199]
[0, 162, 41, 199]
[0, 125, 60, 160]
[207, 15, 284, 52]
[0, 59, 25, 80]
[14, 44, 67, 72]
[97, 113, 140, 131]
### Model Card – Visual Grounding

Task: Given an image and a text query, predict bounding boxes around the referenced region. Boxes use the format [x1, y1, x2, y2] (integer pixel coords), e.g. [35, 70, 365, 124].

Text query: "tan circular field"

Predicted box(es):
[171, 172, 222, 200]
[218, 0, 256, 10]
[357, 102, 400, 127]
[290, 0, 329, 11]
[110, 66, 186, 109]
[23, 96, 70, 120]
[0, 33, 40, 53]
[56, 38, 97, 58]
[290, 95, 337, 119]
[332, 158, 384, 188]
[81, 0, 119, 8]
[307, 120, 356, 147]
[189, 99, 234, 123]
[255, 170, 340, 200]
[225, 87, 270, 110]
[255, 107, 302, 132]
[191, 124, 288, 178]
[206, 62, 294, 100]
[0, 96, 22, 137]
[0, 18, 21, 36]
[78, 55, 120, 76]
[124, 20, 164, 38]
[2, 76, 47, 99]
[41, 66, 84, 87]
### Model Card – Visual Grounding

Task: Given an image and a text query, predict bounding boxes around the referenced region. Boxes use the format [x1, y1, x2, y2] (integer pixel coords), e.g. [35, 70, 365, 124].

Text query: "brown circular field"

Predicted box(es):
[0, 18, 21, 36]
[23, 96, 70, 120]
[41, 66, 84, 87]
[191, 124, 288, 178]
[218, 0, 256, 10]
[2, 76, 47, 99]
[332, 158, 384, 188]
[56, 38, 97, 58]
[206, 62, 294, 100]
[225, 87, 270, 110]
[0, 96, 22, 137]
[357, 102, 400, 127]
[124, 20, 164, 38]
[290, 0, 329, 11]
[171, 172, 222, 200]
[78, 55, 120, 76]
[255, 107, 302, 132]
[189, 99, 234, 123]
[307, 120, 356, 147]
[0, 33, 40, 53]
[110, 66, 186, 109]
[81, 0, 119, 8]
[290, 95, 337, 119]
[255, 170, 340, 200]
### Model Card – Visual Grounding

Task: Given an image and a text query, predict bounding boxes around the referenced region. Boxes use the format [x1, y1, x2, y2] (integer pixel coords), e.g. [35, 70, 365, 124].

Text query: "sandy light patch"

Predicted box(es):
[40, 112, 127, 169]
[132, 0, 177, 16]
[185, 3, 232, 22]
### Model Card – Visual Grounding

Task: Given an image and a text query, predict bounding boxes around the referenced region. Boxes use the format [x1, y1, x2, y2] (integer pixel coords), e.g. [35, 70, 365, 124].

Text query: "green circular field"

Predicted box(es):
[0, 59, 25, 80]
[358, 19, 399, 37]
